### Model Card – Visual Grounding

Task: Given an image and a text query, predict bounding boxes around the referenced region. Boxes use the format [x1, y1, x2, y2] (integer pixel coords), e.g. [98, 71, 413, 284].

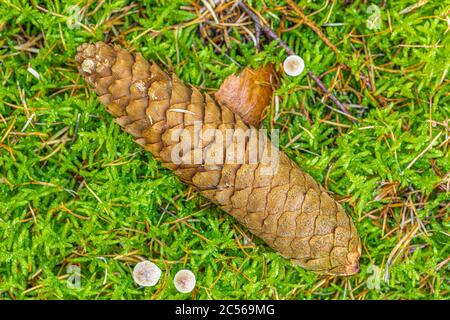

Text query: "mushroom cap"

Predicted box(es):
[283, 55, 305, 77]
[132, 261, 162, 287]
[173, 269, 196, 293]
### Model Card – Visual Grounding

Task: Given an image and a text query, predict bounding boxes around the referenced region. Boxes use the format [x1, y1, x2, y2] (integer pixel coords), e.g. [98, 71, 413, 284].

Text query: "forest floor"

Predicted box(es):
[0, 0, 449, 299]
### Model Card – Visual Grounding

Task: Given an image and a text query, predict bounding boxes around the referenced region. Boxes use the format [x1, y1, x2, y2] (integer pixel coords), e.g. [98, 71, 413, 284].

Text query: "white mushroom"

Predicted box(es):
[283, 55, 305, 77]
[132, 261, 161, 287]
[173, 269, 196, 293]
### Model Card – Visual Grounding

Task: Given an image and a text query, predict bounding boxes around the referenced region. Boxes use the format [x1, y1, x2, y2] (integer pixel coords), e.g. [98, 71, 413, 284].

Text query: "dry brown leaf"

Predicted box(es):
[215, 64, 276, 127]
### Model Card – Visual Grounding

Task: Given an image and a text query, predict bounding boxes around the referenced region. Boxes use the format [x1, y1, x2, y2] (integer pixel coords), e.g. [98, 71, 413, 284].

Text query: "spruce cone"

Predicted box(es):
[75, 42, 361, 275]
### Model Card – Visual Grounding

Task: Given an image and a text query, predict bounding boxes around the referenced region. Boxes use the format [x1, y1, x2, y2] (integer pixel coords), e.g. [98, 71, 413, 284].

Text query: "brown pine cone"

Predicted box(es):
[75, 42, 361, 275]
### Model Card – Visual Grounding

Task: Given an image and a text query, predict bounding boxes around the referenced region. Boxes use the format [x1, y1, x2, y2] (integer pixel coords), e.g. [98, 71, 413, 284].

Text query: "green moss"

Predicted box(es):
[0, 0, 448, 299]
